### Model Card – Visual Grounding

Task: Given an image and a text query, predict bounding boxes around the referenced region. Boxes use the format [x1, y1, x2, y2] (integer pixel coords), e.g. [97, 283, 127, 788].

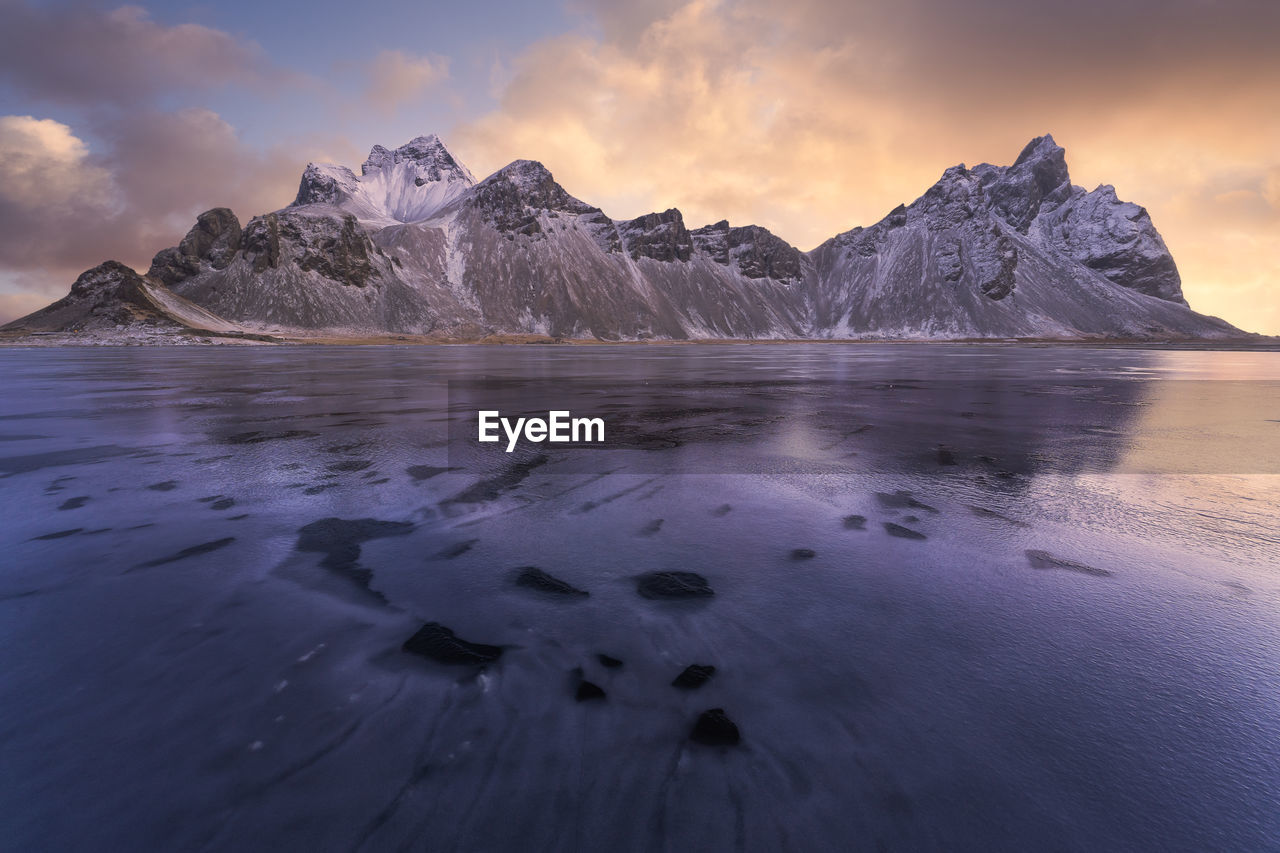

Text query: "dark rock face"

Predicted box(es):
[636, 571, 714, 600]
[292, 214, 378, 288]
[691, 220, 805, 282]
[402, 622, 503, 665]
[620, 209, 693, 262]
[148, 208, 241, 285]
[239, 211, 378, 287]
[976, 228, 1018, 301]
[147, 247, 201, 287]
[690, 708, 741, 746]
[790, 548, 817, 560]
[597, 654, 623, 669]
[980, 135, 1073, 233]
[514, 567, 589, 597]
[472, 160, 598, 236]
[179, 208, 242, 268]
[241, 212, 282, 273]
[294, 163, 359, 207]
[672, 664, 716, 689]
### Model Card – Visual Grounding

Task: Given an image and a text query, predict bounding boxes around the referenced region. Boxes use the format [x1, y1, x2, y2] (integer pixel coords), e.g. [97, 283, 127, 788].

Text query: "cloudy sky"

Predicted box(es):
[1, 0, 1277, 332]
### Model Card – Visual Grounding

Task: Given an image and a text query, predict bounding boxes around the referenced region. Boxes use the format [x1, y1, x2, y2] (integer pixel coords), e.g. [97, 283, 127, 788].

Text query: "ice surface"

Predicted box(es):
[1, 344, 1278, 851]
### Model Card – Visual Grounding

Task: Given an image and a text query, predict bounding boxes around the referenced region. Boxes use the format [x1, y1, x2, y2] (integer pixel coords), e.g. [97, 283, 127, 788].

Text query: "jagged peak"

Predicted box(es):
[621, 208, 685, 229]
[293, 162, 359, 207]
[361, 134, 475, 184]
[484, 159, 557, 188]
[1012, 134, 1062, 167]
[70, 260, 140, 296]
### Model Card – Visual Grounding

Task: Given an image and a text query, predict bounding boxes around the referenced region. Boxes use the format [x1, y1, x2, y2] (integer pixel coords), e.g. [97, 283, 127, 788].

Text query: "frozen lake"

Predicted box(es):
[2, 344, 1279, 851]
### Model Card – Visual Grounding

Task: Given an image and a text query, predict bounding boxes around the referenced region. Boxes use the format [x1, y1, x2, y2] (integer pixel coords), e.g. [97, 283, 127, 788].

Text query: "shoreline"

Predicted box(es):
[2, 328, 1278, 350]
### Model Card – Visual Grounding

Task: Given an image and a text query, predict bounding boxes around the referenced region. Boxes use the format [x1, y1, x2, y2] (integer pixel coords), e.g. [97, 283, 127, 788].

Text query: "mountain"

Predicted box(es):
[3, 134, 1250, 342]
[5, 260, 258, 342]
[806, 136, 1230, 339]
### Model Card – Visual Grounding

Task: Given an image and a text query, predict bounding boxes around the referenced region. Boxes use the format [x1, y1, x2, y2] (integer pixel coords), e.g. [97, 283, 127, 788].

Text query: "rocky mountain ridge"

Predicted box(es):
[4, 134, 1249, 341]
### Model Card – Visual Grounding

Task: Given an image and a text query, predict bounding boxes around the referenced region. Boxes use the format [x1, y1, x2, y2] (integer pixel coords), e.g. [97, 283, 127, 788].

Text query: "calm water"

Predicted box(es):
[1, 344, 1278, 852]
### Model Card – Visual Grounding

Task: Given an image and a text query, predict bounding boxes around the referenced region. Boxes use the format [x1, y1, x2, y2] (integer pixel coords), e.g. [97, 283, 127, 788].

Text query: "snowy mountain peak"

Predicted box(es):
[361, 134, 475, 185]
[291, 134, 476, 224]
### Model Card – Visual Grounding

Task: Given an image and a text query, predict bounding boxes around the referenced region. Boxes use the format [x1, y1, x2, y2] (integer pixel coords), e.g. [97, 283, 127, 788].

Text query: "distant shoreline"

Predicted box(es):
[3, 329, 1277, 350]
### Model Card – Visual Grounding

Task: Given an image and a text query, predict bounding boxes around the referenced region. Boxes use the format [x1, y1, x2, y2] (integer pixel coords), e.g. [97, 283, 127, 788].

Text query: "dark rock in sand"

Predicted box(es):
[575, 680, 607, 702]
[328, 460, 372, 473]
[875, 491, 938, 513]
[883, 522, 927, 540]
[402, 622, 503, 665]
[223, 430, 318, 445]
[134, 537, 236, 569]
[636, 571, 714, 600]
[146, 481, 179, 492]
[842, 514, 867, 530]
[969, 505, 1030, 527]
[57, 496, 89, 510]
[638, 518, 664, 536]
[790, 548, 816, 560]
[514, 567, 589, 597]
[407, 464, 457, 481]
[30, 528, 83, 540]
[673, 664, 716, 689]
[445, 455, 547, 504]
[210, 497, 235, 511]
[434, 539, 477, 559]
[1025, 549, 1113, 577]
[296, 517, 415, 572]
[937, 447, 958, 465]
[690, 708, 740, 746]
[597, 654, 623, 669]
[711, 504, 733, 517]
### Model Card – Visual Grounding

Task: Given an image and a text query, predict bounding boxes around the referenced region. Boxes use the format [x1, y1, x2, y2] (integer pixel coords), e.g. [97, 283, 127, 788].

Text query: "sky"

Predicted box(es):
[0, 0, 1277, 333]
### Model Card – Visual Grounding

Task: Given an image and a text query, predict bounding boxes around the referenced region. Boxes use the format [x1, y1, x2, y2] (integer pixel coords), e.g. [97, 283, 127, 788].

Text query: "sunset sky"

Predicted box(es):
[1, 0, 1277, 332]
